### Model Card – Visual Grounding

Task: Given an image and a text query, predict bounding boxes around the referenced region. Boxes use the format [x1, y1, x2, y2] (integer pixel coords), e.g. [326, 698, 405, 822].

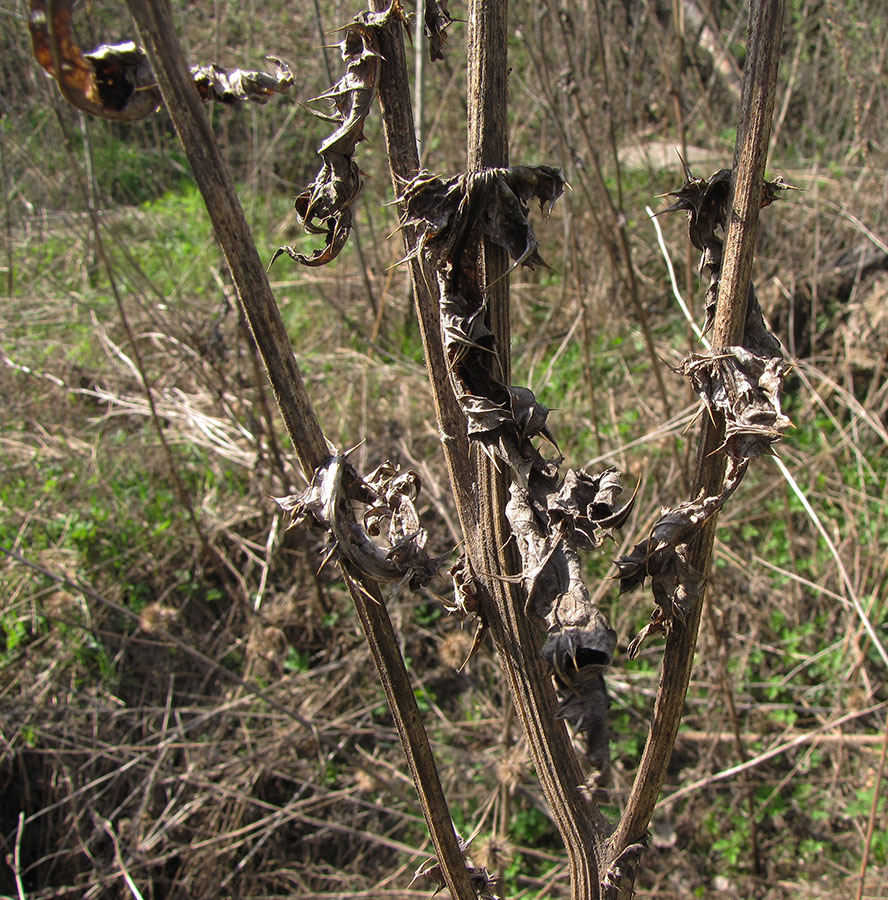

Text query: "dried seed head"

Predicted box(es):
[438, 629, 474, 671]
[138, 602, 177, 634]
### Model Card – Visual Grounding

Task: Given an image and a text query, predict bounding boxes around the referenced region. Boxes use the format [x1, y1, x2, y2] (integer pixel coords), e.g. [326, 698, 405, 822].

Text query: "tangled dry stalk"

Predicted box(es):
[3, 0, 887, 898]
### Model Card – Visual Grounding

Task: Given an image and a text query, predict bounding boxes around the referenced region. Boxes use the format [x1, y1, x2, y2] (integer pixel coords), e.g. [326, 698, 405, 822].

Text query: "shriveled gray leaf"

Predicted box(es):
[274, 453, 439, 589]
[399, 165, 566, 272]
[678, 347, 792, 459]
[618, 460, 746, 655]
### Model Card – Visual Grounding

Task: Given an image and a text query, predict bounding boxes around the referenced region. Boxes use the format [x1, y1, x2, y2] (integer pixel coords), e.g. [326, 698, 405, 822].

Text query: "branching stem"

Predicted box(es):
[609, 1, 787, 889]
[126, 5, 476, 898]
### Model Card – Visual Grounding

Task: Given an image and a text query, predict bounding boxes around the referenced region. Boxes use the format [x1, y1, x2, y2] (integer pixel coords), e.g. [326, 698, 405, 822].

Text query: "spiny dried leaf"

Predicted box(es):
[400, 165, 566, 272]
[29, 0, 292, 120]
[602, 838, 648, 900]
[678, 347, 792, 459]
[424, 0, 453, 61]
[549, 467, 635, 549]
[409, 844, 501, 899]
[274, 453, 439, 589]
[507, 473, 630, 772]
[272, 5, 405, 267]
[190, 57, 294, 105]
[445, 558, 483, 616]
[404, 159, 630, 776]
[663, 165, 791, 351]
[618, 461, 746, 654]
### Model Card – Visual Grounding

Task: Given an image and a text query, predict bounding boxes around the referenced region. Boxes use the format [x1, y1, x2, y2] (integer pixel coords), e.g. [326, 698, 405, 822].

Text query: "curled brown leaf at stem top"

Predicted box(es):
[272, 3, 406, 268]
[29, 0, 293, 121]
[662, 164, 793, 347]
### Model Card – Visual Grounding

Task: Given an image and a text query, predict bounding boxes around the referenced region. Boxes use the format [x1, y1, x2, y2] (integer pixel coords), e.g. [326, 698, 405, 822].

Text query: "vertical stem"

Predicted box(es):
[414, 0, 426, 153]
[467, 3, 605, 900]
[609, 1, 786, 888]
[370, 0, 478, 538]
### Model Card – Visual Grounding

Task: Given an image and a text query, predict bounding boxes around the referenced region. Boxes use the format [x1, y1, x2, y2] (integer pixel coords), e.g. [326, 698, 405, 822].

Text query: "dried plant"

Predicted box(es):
[29, 0, 795, 897]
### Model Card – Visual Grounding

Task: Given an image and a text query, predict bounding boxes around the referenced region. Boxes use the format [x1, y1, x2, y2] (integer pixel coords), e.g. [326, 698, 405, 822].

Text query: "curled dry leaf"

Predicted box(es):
[400, 165, 566, 273]
[424, 0, 453, 62]
[678, 348, 792, 459]
[403, 163, 633, 776]
[274, 453, 439, 590]
[601, 838, 648, 900]
[271, 3, 406, 268]
[29, 0, 292, 121]
[618, 454, 749, 657]
[410, 851, 501, 900]
[662, 163, 791, 355]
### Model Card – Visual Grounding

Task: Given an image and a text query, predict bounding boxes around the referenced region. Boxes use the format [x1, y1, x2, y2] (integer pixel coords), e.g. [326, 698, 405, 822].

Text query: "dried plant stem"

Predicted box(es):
[466, 3, 606, 899]
[0, 124, 14, 296]
[609, 0, 787, 889]
[369, 2, 607, 895]
[126, 5, 476, 898]
[369, 1, 477, 536]
[855, 713, 888, 900]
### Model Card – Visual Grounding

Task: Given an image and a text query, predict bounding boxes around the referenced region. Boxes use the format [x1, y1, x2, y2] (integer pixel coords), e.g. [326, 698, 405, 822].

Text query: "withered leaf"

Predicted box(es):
[663, 164, 791, 352]
[190, 57, 294, 105]
[404, 159, 631, 776]
[29, 0, 292, 121]
[618, 460, 746, 655]
[409, 853, 501, 899]
[424, 0, 453, 62]
[678, 347, 792, 459]
[274, 453, 439, 590]
[272, 5, 405, 268]
[400, 165, 566, 272]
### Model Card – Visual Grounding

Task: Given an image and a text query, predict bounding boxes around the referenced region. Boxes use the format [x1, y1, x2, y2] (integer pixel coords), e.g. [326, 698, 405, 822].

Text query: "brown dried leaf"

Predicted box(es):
[274, 453, 439, 589]
[678, 347, 792, 459]
[424, 0, 453, 62]
[272, 6, 405, 268]
[400, 165, 566, 272]
[29, 0, 292, 121]
[618, 461, 747, 654]
[190, 57, 294, 104]
[663, 165, 790, 352]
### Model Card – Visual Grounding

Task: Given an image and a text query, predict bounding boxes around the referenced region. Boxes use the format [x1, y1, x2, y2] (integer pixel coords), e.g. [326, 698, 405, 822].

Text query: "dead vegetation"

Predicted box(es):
[1, 0, 887, 898]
